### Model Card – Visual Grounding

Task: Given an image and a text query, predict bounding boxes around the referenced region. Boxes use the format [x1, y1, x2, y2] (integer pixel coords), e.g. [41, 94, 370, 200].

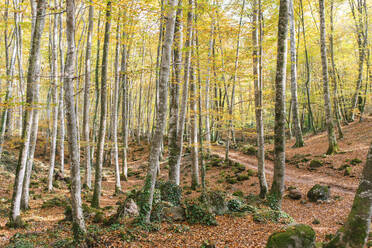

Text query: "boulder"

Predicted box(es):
[288, 188, 302, 200]
[163, 205, 185, 222]
[309, 160, 323, 168]
[266, 224, 316, 248]
[307, 184, 330, 202]
[204, 190, 228, 215]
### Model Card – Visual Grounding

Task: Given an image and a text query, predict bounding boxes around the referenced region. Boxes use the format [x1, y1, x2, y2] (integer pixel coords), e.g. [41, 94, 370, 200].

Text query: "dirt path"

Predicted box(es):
[212, 146, 357, 195]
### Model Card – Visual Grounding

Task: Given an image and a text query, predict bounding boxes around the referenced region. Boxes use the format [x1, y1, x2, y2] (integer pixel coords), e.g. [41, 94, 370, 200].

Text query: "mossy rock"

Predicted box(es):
[253, 208, 293, 224]
[232, 190, 244, 198]
[225, 175, 238, 184]
[241, 145, 257, 156]
[338, 164, 350, 171]
[158, 181, 182, 206]
[41, 197, 69, 209]
[208, 156, 224, 167]
[233, 162, 246, 173]
[202, 190, 228, 215]
[236, 174, 250, 181]
[93, 211, 105, 223]
[309, 160, 323, 168]
[185, 201, 217, 226]
[307, 184, 330, 202]
[350, 158, 362, 165]
[266, 224, 316, 248]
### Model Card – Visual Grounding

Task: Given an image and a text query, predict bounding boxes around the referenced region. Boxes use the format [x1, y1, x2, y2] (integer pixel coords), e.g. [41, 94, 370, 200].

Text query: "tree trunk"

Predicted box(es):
[168, 0, 183, 185]
[270, 0, 289, 210]
[289, 0, 304, 148]
[253, 0, 268, 199]
[319, 0, 338, 155]
[48, 0, 60, 192]
[9, 0, 46, 227]
[139, 0, 178, 223]
[82, 3, 94, 189]
[190, 52, 199, 190]
[325, 142, 372, 247]
[92, 1, 111, 208]
[64, 0, 86, 240]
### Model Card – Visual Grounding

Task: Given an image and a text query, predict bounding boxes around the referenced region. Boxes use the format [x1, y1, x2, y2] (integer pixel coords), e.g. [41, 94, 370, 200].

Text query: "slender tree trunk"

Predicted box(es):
[174, 0, 193, 183]
[64, 0, 86, 239]
[9, 0, 46, 226]
[139, 0, 178, 223]
[319, 0, 338, 155]
[289, 0, 304, 147]
[329, 0, 343, 139]
[121, 35, 129, 180]
[48, 0, 60, 191]
[253, 0, 268, 199]
[58, 0, 65, 175]
[92, 1, 111, 208]
[190, 51, 199, 190]
[113, 21, 121, 194]
[168, 0, 183, 184]
[82, 3, 94, 189]
[270, 0, 289, 210]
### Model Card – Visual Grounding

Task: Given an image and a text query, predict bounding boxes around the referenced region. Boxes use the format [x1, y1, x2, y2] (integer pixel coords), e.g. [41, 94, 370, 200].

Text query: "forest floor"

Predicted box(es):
[0, 117, 371, 247]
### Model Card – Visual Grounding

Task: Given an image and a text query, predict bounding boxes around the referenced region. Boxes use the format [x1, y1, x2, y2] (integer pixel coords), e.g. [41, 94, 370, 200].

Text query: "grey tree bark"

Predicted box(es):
[190, 50, 199, 190]
[83, 3, 94, 189]
[319, 0, 338, 155]
[92, 1, 111, 208]
[139, 0, 178, 223]
[253, 0, 268, 199]
[168, 0, 183, 185]
[64, 0, 86, 239]
[270, 0, 289, 210]
[48, 0, 60, 192]
[289, 0, 304, 148]
[9, 0, 46, 226]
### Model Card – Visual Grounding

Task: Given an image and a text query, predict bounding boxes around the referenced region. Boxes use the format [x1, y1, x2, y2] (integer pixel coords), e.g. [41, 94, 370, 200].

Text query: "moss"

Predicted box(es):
[350, 158, 362, 165]
[42, 197, 69, 209]
[343, 167, 352, 176]
[253, 208, 293, 224]
[237, 174, 250, 181]
[232, 191, 244, 198]
[185, 201, 217, 226]
[241, 145, 257, 156]
[266, 224, 316, 248]
[202, 190, 228, 215]
[307, 184, 330, 202]
[157, 181, 182, 206]
[93, 212, 105, 223]
[309, 160, 323, 168]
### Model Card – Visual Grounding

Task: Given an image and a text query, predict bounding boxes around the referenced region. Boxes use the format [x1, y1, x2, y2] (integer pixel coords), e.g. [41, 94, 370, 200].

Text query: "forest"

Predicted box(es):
[0, 0, 371, 247]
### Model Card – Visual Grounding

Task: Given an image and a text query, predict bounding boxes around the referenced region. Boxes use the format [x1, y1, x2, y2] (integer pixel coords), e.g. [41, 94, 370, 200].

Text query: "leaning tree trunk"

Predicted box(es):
[9, 0, 46, 227]
[92, 1, 111, 209]
[325, 142, 372, 247]
[319, 0, 338, 155]
[253, 0, 268, 199]
[289, 0, 304, 148]
[139, 0, 178, 223]
[270, 0, 289, 210]
[64, 0, 86, 240]
[168, 0, 183, 185]
[83, 3, 94, 189]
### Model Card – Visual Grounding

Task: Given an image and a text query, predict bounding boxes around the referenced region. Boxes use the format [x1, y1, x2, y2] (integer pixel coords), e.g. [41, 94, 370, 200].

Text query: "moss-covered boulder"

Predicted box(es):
[307, 184, 330, 202]
[158, 181, 182, 206]
[266, 224, 316, 248]
[241, 145, 257, 156]
[309, 160, 323, 168]
[185, 201, 217, 226]
[203, 190, 228, 215]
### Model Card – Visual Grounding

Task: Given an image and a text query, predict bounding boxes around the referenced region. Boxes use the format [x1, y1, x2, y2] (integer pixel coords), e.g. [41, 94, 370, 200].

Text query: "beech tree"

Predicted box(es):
[9, 0, 47, 227]
[270, 0, 289, 210]
[140, 0, 178, 223]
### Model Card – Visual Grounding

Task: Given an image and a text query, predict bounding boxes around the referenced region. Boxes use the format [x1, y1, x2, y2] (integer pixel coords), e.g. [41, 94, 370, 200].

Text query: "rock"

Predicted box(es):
[266, 224, 316, 248]
[309, 159, 323, 168]
[307, 184, 330, 202]
[204, 190, 228, 215]
[158, 181, 182, 206]
[121, 198, 139, 217]
[54, 171, 64, 181]
[288, 189, 302, 200]
[163, 205, 185, 222]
